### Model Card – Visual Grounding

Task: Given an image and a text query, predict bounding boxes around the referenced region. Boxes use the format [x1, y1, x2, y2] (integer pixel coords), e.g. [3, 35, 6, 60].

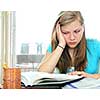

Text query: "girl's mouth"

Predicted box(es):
[69, 42, 77, 45]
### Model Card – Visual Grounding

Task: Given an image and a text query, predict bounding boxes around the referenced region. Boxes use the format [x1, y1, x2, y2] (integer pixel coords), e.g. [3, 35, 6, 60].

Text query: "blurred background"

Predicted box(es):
[1, 0, 100, 84]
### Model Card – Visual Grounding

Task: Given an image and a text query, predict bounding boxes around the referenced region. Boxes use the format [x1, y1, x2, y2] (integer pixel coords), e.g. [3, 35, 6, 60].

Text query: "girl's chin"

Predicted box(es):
[68, 44, 77, 48]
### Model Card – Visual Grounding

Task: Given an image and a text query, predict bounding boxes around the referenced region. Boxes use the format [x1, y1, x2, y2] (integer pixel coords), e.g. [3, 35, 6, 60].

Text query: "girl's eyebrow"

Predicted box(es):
[73, 26, 82, 31]
[60, 28, 69, 33]
[61, 26, 82, 32]
[61, 30, 70, 34]
[61, 27, 81, 33]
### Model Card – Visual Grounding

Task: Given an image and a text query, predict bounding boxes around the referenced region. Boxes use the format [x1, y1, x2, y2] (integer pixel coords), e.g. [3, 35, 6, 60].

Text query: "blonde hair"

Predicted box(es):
[51, 11, 87, 73]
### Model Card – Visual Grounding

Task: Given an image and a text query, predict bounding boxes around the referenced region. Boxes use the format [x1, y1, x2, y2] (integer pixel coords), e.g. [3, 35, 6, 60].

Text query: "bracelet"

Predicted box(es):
[58, 45, 64, 49]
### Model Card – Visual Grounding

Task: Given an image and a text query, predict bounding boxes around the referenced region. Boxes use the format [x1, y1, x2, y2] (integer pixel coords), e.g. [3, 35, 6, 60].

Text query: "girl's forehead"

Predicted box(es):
[61, 20, 82, 31]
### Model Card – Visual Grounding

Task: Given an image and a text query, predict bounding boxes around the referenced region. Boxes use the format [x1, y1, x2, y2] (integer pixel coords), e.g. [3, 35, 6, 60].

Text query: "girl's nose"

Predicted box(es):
[70, 33, 75, 40]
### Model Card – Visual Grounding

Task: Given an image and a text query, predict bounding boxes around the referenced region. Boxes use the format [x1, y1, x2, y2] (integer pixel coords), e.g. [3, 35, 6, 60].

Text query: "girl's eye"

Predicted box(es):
[62, 32, 69, 34]
[74, 29, 81, 33]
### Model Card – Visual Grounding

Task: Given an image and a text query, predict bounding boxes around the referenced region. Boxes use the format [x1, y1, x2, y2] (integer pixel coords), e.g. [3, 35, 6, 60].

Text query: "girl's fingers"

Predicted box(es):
[58, 23, 61, 34]
[56, 22, 66, 46]
[68, 71, 83, 76]
[56, 23, 61, 34]
[68, 71, 78, 75]
[56, 23, 62, 41]
[68, 71, 95, 78]
[77, 71, 82, 76]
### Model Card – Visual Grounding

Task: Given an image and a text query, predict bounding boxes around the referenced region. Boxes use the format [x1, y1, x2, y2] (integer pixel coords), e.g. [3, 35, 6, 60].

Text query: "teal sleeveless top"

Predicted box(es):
[47, 39, 100, 74]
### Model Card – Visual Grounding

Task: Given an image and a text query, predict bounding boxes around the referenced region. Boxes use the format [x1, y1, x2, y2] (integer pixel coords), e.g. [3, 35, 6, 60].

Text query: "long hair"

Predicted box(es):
[51, 11, 87, 73]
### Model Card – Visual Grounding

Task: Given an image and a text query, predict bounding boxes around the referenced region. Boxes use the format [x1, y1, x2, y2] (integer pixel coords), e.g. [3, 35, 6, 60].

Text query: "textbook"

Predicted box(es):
[21, 72, 84, 89]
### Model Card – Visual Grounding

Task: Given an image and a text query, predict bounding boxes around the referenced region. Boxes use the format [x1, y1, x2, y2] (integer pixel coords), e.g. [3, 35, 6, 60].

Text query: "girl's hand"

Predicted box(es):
[56, 23, 66, 48]
[68, 71, 99, 79]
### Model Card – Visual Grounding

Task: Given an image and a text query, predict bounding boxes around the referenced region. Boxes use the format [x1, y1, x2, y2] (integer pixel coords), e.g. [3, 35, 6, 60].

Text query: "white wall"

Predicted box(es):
[1, 0, 100, 53]
[15, 0, 100, 54]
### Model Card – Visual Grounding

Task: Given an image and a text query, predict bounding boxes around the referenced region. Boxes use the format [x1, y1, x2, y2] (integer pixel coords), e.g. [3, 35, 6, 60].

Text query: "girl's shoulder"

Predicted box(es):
[47, 44, 52, 53]
[87, 39, 100, 47]
[86, 39, 100, 53]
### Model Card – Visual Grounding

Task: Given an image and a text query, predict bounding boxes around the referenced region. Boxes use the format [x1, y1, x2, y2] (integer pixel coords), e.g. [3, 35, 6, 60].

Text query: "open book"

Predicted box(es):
[21, 72, 84, 88]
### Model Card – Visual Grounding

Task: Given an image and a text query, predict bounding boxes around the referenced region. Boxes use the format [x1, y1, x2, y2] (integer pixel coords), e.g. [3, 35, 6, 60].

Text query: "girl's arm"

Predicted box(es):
[69, 71, 100, 79]
[38, 23, 66, 73]
[90, 74, 100, 79]
[38, 45, 64, 73]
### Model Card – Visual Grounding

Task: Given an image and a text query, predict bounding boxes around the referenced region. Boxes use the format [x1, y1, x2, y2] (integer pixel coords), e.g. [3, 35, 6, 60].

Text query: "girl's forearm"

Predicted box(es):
[91, 74, 100, 79]
[38, 46, 64, 73]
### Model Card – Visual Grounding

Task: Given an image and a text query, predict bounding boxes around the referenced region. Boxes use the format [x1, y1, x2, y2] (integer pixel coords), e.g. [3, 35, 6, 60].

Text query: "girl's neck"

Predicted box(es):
[68, 48, 75, 67]
[68, 48, 74, 56]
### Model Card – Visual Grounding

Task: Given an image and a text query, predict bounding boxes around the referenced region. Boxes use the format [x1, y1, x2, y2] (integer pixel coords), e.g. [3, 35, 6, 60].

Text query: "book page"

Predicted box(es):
[21, 71, 83, 86]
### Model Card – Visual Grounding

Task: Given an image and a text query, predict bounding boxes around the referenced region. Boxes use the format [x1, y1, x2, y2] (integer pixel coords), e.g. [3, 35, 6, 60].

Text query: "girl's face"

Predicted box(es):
[61, 20, 84, 48]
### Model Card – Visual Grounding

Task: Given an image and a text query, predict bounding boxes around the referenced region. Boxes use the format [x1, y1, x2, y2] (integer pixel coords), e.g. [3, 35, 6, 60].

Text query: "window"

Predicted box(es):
[0, 11, 16, 84]
[15, 11, 51, 72]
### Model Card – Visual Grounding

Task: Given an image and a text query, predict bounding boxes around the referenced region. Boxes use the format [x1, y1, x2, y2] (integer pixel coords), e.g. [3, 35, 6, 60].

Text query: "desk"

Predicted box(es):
[1, 78, 100, 89]
[21, 71, 100, 89]
[63, 78, 100, 89]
